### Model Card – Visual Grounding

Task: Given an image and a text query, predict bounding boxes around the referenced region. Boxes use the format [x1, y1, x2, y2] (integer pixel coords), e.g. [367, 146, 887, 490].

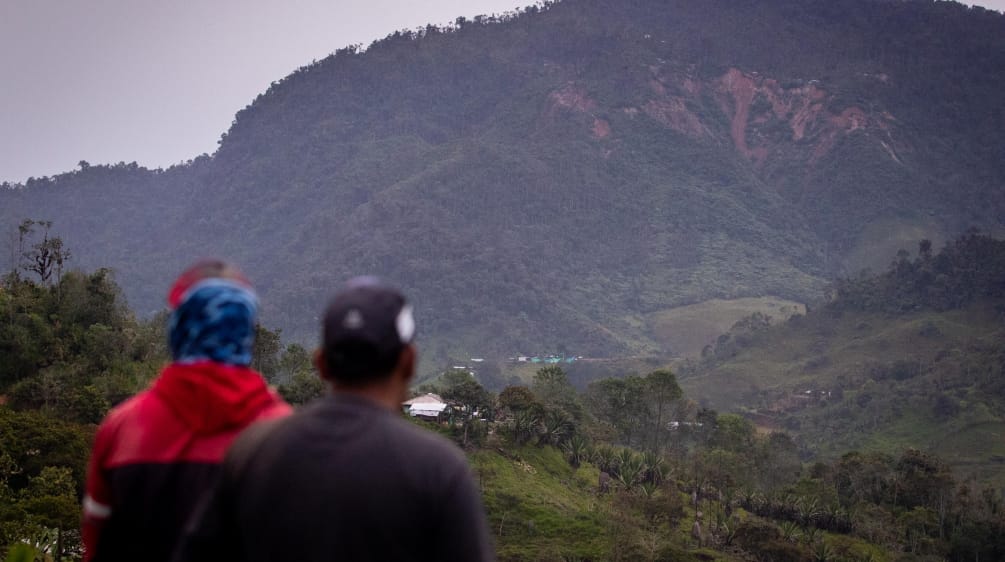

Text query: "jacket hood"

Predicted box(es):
[151, 361, 286, 435]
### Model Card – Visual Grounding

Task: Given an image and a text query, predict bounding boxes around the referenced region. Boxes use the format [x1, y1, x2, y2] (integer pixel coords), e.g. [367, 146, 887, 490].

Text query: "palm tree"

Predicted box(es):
[509, 410, 539, 445]
[617, 452, 645, 490]
[563, 435, 590, 468]
[813, 541, 833, 562]
[739, 488, 757, 511]
[796, 497, 823, 529]
[616, 448, 636, 472]
[591, 445, 618, 475]
[641, 451, 665, 484]
[777, 492, 799, 521]
[539, 409, 574, 446]
[637, 480, 659, 499]
[803, 525, 822, 546]
[780, 520, 802, 543]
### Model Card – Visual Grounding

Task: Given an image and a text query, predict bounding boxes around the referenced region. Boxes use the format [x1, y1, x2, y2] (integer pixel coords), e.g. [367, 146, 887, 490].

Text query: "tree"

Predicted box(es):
[251, 324, 282, 381]
[497, 385, 540, 415]
[508, 410, 540, 445]
[438, 368, 479, 394]
[278, 371, 324, 405]
[893, 448, 953, 511]
[711, 414, 755, 453]
[833, 451, 894, 506]
[0, 409, 91, 557]
[6, 466, 80, 562]
[276, 343, 313, 385]
[531, 366, 584, 422]
[642, 370, 682, 453]
[0, 266, 161, 407]
[0, 409, 91, 491]
[439, 370, 493, 447]
[757, 432, 802, 492]
[18, 220, 70, 286]
[562, 435, 590, 468]
[538, 409, 574, 447]
[585, 376, 646, 448]
[441, 374, 492, 416]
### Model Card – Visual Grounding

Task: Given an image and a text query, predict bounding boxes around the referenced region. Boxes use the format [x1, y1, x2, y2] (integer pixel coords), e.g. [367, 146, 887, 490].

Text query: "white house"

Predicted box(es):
[403, 393, 449, 420]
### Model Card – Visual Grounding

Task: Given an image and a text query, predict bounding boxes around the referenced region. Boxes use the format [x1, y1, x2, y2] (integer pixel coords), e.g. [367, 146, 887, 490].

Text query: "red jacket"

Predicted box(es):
[83, 361, 291, 562]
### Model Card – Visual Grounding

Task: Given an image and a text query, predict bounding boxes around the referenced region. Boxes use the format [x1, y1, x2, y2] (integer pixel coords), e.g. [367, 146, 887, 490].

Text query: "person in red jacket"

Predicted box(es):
[82, 259, 291, 562]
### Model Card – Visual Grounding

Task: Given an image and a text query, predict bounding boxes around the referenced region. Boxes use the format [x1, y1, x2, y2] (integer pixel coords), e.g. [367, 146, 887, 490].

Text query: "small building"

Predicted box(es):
[403, 393, 449, 421]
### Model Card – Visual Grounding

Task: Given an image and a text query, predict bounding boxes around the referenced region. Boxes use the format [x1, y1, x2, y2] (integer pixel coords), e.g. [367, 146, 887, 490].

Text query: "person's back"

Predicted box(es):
[211, 394, 488, 560]
[176, 278, 493, 562]
[82, 260, 291, 562]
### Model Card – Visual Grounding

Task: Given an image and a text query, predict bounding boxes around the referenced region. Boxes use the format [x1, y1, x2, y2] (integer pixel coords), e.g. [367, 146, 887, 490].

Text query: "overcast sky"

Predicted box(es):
[1, 0, 1002, 184]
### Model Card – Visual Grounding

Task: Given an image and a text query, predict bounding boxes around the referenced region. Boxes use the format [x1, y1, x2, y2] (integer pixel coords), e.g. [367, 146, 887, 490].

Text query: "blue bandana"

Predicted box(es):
[168, 279, 259, 366]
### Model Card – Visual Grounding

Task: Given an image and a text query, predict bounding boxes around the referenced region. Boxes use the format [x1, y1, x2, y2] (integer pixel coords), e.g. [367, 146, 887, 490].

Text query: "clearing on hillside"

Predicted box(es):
[648, 297, 805, 358]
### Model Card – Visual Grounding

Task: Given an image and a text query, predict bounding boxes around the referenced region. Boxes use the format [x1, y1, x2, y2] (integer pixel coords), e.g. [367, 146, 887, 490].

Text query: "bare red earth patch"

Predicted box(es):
[592, 118, 611, 139]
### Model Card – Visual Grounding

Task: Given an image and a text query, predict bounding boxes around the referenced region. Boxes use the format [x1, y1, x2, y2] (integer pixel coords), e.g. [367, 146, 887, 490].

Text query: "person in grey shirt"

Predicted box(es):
[174, 277, 494, 562]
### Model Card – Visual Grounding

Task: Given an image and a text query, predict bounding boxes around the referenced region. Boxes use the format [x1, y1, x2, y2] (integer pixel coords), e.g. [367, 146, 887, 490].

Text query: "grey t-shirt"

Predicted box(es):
[176, 394, 494, 562]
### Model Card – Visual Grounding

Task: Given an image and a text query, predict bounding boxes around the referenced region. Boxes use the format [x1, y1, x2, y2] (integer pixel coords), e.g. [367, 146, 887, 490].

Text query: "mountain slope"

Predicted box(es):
[679, 234, 1005, 486]
[2, 0, 1003, 367]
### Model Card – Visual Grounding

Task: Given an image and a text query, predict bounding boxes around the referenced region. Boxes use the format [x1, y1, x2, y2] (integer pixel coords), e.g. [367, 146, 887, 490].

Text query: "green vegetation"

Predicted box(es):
[420, 358, 1005, 560]
[683, 234, 1005, 489]
[472, 446, 611, 560]
[1, 221, 167, 421]
[0, 229, 160, 558]
[648, 297, 805, 358]
[2, 0, 1005, 556]
[4, 236, 1005, 559]
[0, 226, 309, 559]
[2, 0, 1002, 367]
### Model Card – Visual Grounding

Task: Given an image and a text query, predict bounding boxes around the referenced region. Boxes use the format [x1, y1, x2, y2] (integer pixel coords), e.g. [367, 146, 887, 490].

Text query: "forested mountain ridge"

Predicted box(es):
[2, 0, 1003, 365]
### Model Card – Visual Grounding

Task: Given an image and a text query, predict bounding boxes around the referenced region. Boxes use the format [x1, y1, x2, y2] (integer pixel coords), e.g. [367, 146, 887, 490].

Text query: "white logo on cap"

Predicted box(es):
[396, 305, 415, 343]
[343, 309, 364, 330]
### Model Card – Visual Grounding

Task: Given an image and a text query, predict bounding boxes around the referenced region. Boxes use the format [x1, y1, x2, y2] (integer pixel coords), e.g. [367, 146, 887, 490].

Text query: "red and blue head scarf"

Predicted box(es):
[167, 260, 259, 366]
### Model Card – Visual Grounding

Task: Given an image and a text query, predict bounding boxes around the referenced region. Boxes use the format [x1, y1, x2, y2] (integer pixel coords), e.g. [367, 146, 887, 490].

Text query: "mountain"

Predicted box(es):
[2, 0, 1003, 368]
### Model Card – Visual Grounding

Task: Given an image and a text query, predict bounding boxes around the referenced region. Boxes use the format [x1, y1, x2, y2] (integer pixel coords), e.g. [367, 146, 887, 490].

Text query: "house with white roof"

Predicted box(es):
[403, 393, 449, 421]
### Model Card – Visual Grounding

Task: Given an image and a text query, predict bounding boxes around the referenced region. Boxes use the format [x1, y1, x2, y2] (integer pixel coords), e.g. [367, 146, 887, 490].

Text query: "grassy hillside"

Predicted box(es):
[467, 440, 927, 561]
[681, 234, 1005, 487]
[649, 297, 805, 358]
[472, 446, 614, 560]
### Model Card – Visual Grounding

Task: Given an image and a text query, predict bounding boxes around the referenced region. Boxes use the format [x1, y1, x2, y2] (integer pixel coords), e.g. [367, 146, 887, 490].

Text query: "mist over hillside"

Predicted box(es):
[2, 0, 1003, 367]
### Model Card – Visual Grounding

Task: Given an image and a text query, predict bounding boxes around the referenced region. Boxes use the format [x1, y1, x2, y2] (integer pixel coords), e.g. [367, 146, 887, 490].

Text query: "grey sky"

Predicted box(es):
[1, 0, 1002, 184]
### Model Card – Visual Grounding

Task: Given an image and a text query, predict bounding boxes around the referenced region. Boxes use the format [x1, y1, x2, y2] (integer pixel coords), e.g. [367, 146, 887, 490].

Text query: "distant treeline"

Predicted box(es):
[831, 232, 1005, 313]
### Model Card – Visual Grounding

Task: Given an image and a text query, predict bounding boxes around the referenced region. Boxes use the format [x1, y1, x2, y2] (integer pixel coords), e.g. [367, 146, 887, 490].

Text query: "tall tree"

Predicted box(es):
[439, 369, 493, 447]
[251, 324, 282, 381]
[642, 370, 682, 453]
[585, 376, 646, 448]
[531, 365, 584, 422]
[18, 220, 70, 286]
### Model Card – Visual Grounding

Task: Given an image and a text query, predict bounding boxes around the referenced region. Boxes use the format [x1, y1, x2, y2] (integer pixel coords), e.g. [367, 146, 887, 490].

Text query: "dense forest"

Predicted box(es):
[2, 0, 1003, 366]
